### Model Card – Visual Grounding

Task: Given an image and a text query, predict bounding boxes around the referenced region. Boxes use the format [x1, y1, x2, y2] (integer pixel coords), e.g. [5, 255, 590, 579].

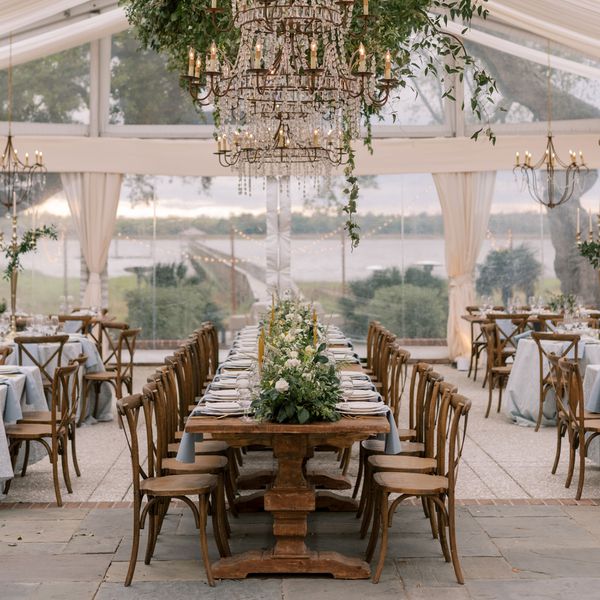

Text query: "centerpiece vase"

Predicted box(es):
[10, 270, 17, 333]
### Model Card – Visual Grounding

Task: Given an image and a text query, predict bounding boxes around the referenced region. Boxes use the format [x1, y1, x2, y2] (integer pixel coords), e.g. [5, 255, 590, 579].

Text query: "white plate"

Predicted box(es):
[205, 401, 242, 411]
[197, 409, 246, 417]
[207, 389, 239, 397]
[336, 401, 386, 411]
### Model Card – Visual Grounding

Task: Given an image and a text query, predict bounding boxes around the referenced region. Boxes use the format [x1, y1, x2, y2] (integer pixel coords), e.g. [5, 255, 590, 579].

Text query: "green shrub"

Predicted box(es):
[126, 285, 221, 340]
[367, 284, 447, 338]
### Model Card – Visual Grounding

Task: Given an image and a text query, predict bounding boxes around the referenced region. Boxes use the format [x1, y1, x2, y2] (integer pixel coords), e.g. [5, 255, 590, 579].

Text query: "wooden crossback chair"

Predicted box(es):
[80, 327, 140, 423]
[14, 334, 70, 394]
[0, 346, 12, 365]
[56, 314, 93, 335]
[531, 332, 579, 432]
[481, 323, 513, 418]
[5, 363, 79, 506]
[117, 392, 229, 587]
[557, 359, 600, 500]
[366, 392, 472, 585]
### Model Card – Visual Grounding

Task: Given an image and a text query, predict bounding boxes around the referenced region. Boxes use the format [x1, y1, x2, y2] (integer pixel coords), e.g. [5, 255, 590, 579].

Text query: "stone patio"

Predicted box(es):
[3, 363, 600, 598]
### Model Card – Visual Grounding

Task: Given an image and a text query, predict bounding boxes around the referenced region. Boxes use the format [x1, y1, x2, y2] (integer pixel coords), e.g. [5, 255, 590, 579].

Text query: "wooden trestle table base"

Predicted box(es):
[185, 415, 389, 579]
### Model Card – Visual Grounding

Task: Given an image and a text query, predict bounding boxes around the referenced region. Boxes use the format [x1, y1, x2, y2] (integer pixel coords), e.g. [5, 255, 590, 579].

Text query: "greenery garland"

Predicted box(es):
[579, 240, 600, 270]
[252, 297, 341, 423]
[122, 0, 497, 248]
[1, 225, 58, 280]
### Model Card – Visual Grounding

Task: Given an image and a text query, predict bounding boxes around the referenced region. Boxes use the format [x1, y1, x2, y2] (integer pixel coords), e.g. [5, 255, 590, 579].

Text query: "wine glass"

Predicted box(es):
[50, 315, 60, 334]
[24, 316, 34, 334]
[0, 316, 9, 341]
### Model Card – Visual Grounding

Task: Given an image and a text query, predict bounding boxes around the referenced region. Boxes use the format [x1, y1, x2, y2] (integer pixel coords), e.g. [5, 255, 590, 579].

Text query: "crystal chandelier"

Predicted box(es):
[182, 0, 397, 169]
[514, 42, 587, 209]
[0, 36, 46, 216]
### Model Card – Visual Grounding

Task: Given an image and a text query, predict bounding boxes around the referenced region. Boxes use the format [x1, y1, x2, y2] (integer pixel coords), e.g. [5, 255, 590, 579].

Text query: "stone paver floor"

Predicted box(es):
[4, 362, 600, 597]
[2, 502, 600, 599]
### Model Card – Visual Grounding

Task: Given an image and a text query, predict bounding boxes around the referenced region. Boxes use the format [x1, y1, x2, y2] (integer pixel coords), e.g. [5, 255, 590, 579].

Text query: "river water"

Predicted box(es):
[24, 235, 556, 283]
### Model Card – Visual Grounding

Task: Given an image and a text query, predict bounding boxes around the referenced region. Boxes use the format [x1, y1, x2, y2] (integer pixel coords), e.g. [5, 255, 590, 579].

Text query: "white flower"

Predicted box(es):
[289, 350, 298, 359]
[284, 332, 295, 342]
[285, 358, 301, 368]
[275, 378, 289, 393]
[305, 345, 314, 355]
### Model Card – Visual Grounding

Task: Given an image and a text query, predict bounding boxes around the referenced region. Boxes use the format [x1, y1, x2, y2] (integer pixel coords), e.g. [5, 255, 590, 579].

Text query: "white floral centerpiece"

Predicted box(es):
[251, 296, 342, 424]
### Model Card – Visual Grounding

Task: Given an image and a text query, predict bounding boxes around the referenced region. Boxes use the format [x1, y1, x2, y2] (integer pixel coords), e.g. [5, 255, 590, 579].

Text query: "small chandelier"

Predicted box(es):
[1, 35, 46, 217]
[514, 41, 587, 209]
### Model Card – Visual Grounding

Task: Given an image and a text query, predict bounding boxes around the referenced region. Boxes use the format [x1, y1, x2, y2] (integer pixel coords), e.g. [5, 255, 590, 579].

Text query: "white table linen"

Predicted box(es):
[505, 338, 600, 427]
[0, 367, 48, 480]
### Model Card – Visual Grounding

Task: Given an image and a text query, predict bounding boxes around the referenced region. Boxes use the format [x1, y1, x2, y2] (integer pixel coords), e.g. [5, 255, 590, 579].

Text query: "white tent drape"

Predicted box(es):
[61, 172, 122, 309]
[433, 171, 496, 360]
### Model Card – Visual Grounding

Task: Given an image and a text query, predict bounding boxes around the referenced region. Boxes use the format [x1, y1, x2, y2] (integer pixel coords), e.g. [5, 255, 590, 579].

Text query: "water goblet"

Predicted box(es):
[24, 316, 34, 334]
[50, 315, 60, 334]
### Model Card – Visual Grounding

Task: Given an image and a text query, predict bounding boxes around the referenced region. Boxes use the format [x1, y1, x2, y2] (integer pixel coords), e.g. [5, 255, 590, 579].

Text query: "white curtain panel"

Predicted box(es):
[433, 171, 496, 360]
[61, 172, 122, 309]
[265, 176, 279, 293]
[278, 179, 292, 292]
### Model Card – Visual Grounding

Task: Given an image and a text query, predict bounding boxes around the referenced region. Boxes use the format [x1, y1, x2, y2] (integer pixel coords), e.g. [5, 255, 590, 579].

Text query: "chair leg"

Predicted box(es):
[447, 498, 465, 584]
[535, 387, 547, 432]
[124, 496, 142, 587]
[576, 433, 586, 501]
[426, 497, 439, 540]
[551, 421, 564, 475]
[210, 483, 231, 558]
[357, 458, 372, 521]
[4, 441, 21, 495]
[51, 442, 63, 507]
[434, 500, 451, 562]
[198, 494, 215, 587]
[365, 486, 382, 563]
[223, 467, 239, 518]
[496, 382, 504, 413]
[79, 379, 89, 425]
[359, 464, 374, 539]
[372, 491, 390, 584]
[341, 447, 352, 476]
[353, 444, 364, 501]
[565, 431, 576, 489]
[144, 501, 159, 564]
[69, 423, 81, 477]
[60, 434, 73, 494]
[485, 376, 494, 418]
[21, 441, 30, 477]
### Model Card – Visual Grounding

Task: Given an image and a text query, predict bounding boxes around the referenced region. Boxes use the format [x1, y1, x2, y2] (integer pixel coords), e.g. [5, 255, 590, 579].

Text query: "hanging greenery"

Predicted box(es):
[122, 0, 497, 247]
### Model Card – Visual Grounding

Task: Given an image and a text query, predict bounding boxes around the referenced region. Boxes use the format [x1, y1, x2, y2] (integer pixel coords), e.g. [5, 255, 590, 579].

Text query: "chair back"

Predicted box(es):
[111, 328, 141, 385]
[407, 362, 432, 433]
[487, 312, 530, 350]
[99, 321, 129, 368]
[50, 363, 79, 436]
[532, 332, 579, 394]
[57, 314, 93, 335]
[0, 346, 12, 365]
[481, 323, 504, 370]
[117, 393, 156, 498]
[558, 358, 586, 427]
[203, 321, 219, 376]
[437, 392, 472, 496]
[378, 332, 396, 402]
[14, 334, 69, 383]
[388, 345, 410, 424]
[165, 352, 189, 430]
[365, 321, 381, 372]
[424, 381, 458, 460]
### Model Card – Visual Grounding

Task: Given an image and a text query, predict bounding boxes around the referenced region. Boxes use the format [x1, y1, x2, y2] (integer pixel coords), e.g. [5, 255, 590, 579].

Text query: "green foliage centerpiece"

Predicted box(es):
[252, 297, 341, 424]
[0, 224, 57, 331]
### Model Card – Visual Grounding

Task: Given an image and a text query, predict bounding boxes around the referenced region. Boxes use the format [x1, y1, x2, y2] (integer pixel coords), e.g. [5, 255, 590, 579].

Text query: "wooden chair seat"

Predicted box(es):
[368, 455, 436, 474]
[398, 428, 416, 441]
[373, 471, 449, 495]
[18, 410, 64, 424]
[491, 365, 512, 375]
[84, 370, 118, 381]
[167, 440, 229, 455]
[139, 473, 217, 497]
[5, 422, 66, 439]
[580, 420, 600, 432]
[162, 455, 227, 475]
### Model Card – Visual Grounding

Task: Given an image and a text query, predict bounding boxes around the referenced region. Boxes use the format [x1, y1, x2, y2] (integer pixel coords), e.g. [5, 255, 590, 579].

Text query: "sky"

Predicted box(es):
[36, 170, 600, 219]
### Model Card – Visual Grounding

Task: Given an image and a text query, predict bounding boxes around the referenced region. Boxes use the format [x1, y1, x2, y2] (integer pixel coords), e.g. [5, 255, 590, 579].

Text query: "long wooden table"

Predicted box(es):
[185, 415, 389, 579]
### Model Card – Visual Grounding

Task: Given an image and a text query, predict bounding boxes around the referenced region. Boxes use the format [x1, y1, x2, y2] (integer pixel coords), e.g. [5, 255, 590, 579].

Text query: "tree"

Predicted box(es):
[476, 244, 542, 305]
[465, 41, 600, 304]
